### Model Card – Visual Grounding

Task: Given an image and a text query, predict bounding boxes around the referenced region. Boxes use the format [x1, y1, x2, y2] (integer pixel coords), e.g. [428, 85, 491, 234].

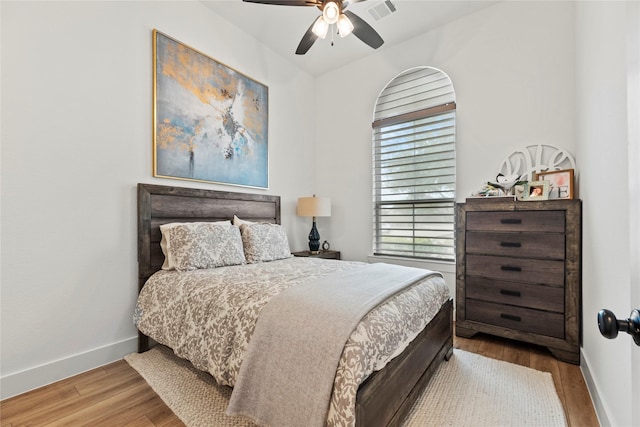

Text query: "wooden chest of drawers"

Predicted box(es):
[455, 199, 582, 364]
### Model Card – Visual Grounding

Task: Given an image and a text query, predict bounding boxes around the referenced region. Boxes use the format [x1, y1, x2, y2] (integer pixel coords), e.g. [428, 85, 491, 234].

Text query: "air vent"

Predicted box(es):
[368, 0, 397, 21]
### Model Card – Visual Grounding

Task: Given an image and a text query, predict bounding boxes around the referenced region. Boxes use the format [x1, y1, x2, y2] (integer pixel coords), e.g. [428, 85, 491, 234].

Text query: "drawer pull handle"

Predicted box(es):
[501, 265, 522, 272]
[500, 289, 521, 297]
[500, 241, 522, 248]
[501, 313, 522, 322]
[501, 218, 522, 224]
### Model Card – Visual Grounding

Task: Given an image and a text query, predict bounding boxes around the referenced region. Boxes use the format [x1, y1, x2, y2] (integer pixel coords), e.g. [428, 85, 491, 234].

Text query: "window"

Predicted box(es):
[372, 67, 456, 261]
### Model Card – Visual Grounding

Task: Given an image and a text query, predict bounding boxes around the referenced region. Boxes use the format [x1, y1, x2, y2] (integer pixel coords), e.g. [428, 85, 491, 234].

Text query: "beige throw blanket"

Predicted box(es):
[226, 263, 435, 427]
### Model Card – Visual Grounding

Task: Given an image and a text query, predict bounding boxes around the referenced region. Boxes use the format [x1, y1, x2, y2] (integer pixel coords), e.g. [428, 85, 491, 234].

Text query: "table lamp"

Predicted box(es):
[297, 195, 331, 254]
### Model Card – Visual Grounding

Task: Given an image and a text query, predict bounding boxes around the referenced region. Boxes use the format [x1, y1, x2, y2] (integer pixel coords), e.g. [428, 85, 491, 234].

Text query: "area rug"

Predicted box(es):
[125, 346, 567, 427]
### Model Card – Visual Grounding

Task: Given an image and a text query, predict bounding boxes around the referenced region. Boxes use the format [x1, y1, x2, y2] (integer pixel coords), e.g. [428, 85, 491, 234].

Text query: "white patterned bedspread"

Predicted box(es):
[134, 257, 450, 426]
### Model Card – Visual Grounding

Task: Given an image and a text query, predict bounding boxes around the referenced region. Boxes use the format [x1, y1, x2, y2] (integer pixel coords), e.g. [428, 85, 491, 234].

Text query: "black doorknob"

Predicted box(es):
[597, 308, 640, 346]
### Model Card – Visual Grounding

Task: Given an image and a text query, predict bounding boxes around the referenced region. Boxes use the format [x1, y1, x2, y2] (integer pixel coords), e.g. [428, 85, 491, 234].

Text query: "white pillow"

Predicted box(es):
[159, 221, 245, 271]
[240, 223, 292, 264]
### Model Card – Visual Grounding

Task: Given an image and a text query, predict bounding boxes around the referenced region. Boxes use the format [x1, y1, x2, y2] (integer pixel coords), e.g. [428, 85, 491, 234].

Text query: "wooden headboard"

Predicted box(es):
[137, 183, 281, 292]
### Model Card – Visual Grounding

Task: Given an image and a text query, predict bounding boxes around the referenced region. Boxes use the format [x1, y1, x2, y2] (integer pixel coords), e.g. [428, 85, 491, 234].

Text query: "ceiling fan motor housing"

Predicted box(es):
[322, 1, 341, 24]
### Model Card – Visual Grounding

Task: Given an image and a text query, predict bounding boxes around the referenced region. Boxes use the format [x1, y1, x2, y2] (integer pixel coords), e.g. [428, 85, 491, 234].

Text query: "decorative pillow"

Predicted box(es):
[160, 221, 231, 270]
[233, 215, 255, 227]
[240, 223, 292, 264]
[159, 222, 245, 271]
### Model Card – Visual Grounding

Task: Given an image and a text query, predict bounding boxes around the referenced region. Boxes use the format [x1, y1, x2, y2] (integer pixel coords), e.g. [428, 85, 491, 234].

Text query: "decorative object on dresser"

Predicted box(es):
[472, 146, 577, 201]
[535, 168, 575, 200]
[297, 195, 331, 254]
[523, 180, 550, 201]
[499, 144, 576, 182]
[292, 249, 341, 260]
[490, 173, 522, 196]
[455, 198, 582, 364]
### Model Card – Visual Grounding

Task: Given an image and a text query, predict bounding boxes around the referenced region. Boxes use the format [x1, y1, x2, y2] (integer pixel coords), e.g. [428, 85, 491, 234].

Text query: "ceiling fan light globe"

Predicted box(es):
[323, 1, 340, 24]
[337, 14, 353, 37]
[312, 16, 329, 39]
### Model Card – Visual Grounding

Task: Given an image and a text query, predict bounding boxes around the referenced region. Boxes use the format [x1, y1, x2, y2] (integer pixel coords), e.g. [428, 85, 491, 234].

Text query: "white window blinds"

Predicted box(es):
[372, 67, 456, 261]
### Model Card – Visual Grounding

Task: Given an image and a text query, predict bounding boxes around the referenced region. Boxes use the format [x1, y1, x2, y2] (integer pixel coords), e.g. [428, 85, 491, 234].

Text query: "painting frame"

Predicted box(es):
[153, 30, 269, 189]
[523, 180, 550, 201]
[534, 168, 574, 200]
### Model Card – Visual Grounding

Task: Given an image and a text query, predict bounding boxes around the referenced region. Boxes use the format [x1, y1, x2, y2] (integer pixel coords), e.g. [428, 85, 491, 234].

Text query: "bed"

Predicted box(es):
[136, 183, 453, 427]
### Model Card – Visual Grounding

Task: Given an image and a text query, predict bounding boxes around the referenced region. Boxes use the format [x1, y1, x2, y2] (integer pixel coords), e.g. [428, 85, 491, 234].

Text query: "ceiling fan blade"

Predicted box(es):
[343, 10, 383, 49]
[342, 0, 367, 8]
[242, 0, 320, 6]
[296, 19, 319, 55]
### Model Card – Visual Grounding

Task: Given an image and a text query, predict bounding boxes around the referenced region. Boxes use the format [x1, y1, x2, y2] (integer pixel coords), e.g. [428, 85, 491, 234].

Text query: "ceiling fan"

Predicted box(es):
[242, 0, 384, 55]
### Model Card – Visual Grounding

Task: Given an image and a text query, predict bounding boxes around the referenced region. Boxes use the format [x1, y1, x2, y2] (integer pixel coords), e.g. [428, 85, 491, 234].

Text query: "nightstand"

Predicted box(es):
[292, 250, 341, 260]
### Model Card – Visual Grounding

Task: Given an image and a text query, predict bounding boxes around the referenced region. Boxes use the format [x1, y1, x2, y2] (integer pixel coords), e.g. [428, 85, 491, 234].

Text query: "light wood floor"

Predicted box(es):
[1, 332, 599, 427]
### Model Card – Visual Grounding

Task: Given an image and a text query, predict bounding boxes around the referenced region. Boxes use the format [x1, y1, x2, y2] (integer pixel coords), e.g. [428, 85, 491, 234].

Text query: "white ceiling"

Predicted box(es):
[202, 0, 498, 77]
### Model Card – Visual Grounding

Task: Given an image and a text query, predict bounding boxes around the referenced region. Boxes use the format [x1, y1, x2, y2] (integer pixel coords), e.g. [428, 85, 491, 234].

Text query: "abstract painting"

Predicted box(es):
[153, 30, 269, 188]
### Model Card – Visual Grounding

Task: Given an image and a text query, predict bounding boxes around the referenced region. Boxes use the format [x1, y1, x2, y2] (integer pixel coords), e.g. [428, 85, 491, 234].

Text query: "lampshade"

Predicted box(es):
[297, 196, 331, 218]
[337, 14, 354, 37]
[312, 16, 329, 39]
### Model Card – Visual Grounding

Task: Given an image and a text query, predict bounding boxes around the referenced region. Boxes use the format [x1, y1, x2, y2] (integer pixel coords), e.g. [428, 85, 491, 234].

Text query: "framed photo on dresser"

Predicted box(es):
[534, 168, 574, 200]
[524, 180, 550, 201]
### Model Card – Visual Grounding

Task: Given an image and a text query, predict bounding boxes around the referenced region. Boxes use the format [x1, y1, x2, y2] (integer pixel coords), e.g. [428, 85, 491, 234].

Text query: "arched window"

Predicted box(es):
[372, 67, 456, 261]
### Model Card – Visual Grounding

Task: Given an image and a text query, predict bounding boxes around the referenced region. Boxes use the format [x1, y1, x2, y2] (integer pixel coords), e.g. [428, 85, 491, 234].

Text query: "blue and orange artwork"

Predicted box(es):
[154, 30, 268, 188]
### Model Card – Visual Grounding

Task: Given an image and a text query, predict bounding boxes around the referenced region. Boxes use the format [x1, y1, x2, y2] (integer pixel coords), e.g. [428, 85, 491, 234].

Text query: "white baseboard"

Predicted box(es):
[580, 348, 611, 427]
[0, 336, 138, 400]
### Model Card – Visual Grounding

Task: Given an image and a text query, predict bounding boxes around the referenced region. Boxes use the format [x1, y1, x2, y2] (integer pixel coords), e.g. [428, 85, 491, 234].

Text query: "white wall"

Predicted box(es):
[314, 1, 576, 297]
[628, 2, 640, 422]
[0, 1, 317, 399]
[575, 2, 639, 426]
[2, 2, 638, 423]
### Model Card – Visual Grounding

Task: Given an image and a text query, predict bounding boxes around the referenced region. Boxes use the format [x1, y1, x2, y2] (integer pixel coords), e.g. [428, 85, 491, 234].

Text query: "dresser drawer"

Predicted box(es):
[466, 231, 565, 259]
[466, 211, 565, 233]
[466, 299, 564, 339]
[466, 276, 564, 313]
[466, 254, 565, 287]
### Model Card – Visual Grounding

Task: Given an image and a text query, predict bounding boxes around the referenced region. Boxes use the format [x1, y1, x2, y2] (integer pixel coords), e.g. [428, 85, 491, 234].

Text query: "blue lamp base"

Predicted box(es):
[308, 220, 320, 254]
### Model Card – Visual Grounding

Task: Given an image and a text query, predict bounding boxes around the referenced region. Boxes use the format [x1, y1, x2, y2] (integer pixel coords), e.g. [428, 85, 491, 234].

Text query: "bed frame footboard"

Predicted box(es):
[355, 298, 453, 427]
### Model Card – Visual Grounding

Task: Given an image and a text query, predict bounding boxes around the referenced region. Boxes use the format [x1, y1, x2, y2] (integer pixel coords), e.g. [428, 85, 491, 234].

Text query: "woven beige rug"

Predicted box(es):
[125, 346, 567, 427]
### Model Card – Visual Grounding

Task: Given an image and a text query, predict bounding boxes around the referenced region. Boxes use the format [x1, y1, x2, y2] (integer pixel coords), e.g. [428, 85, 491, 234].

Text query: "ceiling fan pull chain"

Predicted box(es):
[331, 25, 335, 46]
